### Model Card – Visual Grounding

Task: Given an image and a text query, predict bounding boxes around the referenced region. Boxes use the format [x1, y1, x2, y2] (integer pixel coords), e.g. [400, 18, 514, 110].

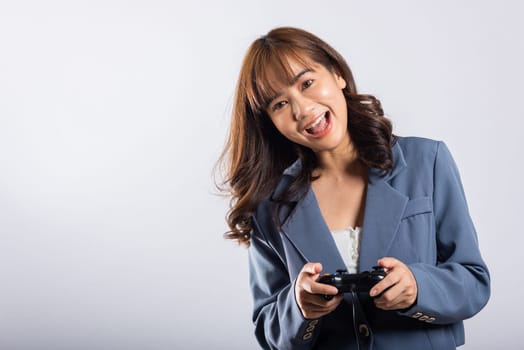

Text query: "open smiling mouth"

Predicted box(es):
[305, 111, 331, 136]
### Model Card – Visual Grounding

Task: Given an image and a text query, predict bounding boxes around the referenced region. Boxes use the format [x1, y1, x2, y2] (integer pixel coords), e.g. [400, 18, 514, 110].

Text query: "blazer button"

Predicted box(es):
[308, 320, 319, 327]
[411, 312, 423, 319]
[358, 324, 370, 337]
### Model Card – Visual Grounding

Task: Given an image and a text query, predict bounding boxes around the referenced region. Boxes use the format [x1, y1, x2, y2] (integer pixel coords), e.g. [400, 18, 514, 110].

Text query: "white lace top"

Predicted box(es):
[330, 226, 362, 274]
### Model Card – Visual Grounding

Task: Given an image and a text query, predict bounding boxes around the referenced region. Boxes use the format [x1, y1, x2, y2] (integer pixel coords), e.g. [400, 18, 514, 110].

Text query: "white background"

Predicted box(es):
[0, 1, 522, 349]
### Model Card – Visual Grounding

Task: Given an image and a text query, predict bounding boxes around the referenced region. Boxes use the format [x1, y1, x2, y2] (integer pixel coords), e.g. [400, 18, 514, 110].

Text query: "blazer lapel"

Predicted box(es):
[358, 141, 409, 271]
[358, 178, 408, 271]
[280, 188, 346, 274]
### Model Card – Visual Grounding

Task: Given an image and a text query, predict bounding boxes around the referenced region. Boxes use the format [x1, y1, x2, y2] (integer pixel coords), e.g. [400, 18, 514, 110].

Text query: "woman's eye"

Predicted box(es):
[272, 100, 287, 111]
[302, 79, 313, 89]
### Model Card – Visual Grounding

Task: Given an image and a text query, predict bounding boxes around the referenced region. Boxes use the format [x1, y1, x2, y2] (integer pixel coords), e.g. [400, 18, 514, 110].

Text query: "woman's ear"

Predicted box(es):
[334, 72, 347, 89]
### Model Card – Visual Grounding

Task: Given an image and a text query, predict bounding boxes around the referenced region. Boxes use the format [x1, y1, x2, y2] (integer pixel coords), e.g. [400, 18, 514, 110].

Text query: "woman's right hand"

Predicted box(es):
[295, 262, 344, 319]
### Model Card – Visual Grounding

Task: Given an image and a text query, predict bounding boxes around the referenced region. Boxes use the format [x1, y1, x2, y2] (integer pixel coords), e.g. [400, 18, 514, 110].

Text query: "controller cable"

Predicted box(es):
[350, 285, 375, 350]
[350, 287, 361, 350]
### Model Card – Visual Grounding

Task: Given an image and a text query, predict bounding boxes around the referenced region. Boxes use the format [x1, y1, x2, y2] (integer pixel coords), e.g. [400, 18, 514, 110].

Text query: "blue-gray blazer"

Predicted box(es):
[248, 137, 490, 350]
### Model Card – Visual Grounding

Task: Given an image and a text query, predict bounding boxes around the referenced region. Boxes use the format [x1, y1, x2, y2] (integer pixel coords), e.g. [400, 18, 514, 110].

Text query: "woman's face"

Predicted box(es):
[264, 57, 349, 155]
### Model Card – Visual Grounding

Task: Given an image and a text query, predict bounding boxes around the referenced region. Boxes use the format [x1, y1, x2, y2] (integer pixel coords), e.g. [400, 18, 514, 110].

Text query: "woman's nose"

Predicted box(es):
[291, 96, 315, 121]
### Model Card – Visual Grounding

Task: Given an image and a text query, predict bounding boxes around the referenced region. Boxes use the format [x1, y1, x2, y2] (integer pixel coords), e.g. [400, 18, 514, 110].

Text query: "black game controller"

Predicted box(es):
[317, 266, 387, 300]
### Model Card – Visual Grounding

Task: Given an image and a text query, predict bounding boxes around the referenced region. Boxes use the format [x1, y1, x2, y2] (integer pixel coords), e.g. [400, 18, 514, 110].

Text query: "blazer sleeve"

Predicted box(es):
[399, 141, 491, 324]
[248, 215, 321, 350]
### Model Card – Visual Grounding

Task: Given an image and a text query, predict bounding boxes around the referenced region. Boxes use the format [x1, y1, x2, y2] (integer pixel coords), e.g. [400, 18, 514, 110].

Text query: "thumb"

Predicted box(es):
[303, 262, 323, 275]
[377, 257, 400, 269]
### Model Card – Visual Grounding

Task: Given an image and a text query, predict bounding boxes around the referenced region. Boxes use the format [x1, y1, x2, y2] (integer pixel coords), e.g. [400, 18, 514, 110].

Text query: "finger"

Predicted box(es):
[374, 280, 416, 310]
[305, 293, 344, 311]
[310, 280, 339, 296]
[301, 289, 340, 307]
[297, 262, 326, 294]
[372, 257, 413, 296]
[328, 293, 344, 306]
[302, 262, 323, 276]
[300, 277, 339, 296]
[377, 257, 401, 270]
[321, 294, 344, 314]
[369, 272, 399, 297]
[375, 293, 408, 310]
[373, 283, 403, 309]
[321, 292, 344, 306]
[301, 296, 342, 318]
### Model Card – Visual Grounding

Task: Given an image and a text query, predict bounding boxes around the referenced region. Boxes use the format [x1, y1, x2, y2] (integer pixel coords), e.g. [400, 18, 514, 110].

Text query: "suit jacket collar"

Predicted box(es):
[280, 139, 406, 183]
[278, 140, 409, 273]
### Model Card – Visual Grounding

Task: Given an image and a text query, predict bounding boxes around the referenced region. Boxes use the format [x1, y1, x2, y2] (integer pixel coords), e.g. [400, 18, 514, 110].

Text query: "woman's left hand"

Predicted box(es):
[370, 257, 418, 310]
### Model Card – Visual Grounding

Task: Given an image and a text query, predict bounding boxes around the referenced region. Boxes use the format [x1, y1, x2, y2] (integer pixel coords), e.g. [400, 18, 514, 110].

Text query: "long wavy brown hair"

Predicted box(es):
[218, 27, 394, 246]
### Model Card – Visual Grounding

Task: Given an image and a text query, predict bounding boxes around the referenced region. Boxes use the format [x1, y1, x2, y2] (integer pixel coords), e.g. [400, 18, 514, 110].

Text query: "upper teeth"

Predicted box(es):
[309, 114, 325, 129]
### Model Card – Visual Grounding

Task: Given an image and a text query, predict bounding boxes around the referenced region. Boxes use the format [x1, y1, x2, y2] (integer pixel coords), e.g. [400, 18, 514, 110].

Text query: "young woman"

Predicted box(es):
[219, 27, 490, 350]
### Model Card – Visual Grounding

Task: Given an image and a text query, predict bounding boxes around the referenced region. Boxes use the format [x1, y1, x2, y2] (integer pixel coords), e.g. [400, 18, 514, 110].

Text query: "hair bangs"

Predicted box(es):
[248, 45, 313, 113]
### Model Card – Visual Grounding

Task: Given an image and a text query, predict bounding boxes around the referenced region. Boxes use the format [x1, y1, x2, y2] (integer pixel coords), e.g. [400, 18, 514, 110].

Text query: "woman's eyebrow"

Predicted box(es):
[291, 68, 312, 84]
[266, 68, 312, 107]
